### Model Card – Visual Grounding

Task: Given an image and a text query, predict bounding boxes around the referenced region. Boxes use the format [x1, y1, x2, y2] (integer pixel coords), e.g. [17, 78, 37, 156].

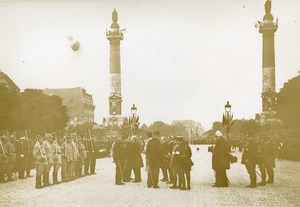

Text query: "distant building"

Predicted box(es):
[0, 70, 20, 92]
[43, 87, 95, 126]
[172, 120, 204, 139]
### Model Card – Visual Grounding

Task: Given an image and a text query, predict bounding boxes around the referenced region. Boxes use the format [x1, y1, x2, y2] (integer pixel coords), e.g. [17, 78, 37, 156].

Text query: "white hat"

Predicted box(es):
[215, 131, 223, 137]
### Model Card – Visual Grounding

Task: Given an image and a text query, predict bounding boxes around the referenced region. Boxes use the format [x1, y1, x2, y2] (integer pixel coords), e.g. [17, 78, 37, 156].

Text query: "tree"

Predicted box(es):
[277, 74, 300, 128]
[240, 119, 260, 136]
[0, 85, 20, 132]
[18, 89, 69, 133]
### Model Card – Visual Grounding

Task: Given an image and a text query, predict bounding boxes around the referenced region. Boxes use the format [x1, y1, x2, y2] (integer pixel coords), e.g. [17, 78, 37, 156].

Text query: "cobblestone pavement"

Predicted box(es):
[0, 145, 299, 207]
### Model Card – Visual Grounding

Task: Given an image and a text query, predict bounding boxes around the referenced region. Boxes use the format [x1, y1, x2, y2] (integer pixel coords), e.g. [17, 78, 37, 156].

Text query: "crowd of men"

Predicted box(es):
[111, 131, 193, 190]
[0, 135, 34, 183]
[1, 130, 279, 190]
[0, 133, 107, 188]
[209, 131, 277, 188]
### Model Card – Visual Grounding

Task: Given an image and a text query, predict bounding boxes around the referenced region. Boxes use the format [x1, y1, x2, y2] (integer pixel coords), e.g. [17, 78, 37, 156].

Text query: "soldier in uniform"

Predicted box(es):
[84, 136, 96, 175]
[111, 136, 126, 185]
[75, 138, 86, 178]
[0, 136, 9, 183]
[61, 136, 74, 182]
[159, 136, 170, 182]
[15, 137, 29, 179]
[6, 135, 17, 181]
[51, 138, 61, 184]
[242, 137, 259, 188]
[211, 131, 231, 187]
[33, 135, 47, 188]
[25, 136, 34, 178]
[43, 135, 54, 186]
[70, 137, 79, 180]
[260, 137, 276, 184]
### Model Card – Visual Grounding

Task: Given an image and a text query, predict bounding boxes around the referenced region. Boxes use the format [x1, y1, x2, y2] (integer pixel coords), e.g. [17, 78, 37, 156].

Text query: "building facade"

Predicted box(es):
[172, 120, 204, 140]
[0, 70, 20, 92]
[43, 87, 95, 126]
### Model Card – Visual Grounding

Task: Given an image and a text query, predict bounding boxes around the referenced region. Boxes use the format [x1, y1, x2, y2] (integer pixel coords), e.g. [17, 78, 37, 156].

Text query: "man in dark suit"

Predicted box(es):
[111, 136, 126, 185]
[145, 131, 161, 188]
[211, 131, 231, 187]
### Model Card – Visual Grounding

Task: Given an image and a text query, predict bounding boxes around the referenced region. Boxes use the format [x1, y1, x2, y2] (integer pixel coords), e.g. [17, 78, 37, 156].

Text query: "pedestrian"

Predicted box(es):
[145, 131, 161, 188]
[32, 135, 47, 188]
[211, 131, 231, 187]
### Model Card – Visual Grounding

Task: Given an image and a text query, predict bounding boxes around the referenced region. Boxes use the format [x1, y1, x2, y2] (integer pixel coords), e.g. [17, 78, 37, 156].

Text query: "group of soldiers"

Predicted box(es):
[242, 135, 276, 188]
[111, 131, 193, 190]
[210, 130, 276, 188]
[0, 135, 34, 183]
[32, 134, 98, 188]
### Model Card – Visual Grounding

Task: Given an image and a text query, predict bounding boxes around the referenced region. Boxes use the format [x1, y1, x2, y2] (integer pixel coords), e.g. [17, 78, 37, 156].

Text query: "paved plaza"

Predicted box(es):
[0, 145, 299, 207]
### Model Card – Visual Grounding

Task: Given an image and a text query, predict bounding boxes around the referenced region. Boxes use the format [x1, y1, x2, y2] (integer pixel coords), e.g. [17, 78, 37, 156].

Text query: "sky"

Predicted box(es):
[0, 0, 300, 130]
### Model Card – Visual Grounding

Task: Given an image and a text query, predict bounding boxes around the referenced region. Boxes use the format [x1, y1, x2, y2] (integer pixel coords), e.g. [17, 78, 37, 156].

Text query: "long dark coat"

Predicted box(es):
[126, 141, 143, 169]
[212, 137, 231, 170]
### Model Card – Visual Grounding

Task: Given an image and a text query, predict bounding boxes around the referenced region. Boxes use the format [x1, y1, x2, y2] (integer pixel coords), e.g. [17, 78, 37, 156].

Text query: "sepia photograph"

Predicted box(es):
[0, 0, 299, 206]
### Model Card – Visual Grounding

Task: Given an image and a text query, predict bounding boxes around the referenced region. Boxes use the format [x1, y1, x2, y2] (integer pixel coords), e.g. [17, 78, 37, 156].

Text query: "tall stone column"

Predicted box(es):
[258, 0, 278, 125]
[106, 9, 125, 116]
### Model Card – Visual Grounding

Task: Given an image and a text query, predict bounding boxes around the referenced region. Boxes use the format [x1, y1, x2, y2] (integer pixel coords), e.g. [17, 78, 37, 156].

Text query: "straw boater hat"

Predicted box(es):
[215, 131, 223, 137]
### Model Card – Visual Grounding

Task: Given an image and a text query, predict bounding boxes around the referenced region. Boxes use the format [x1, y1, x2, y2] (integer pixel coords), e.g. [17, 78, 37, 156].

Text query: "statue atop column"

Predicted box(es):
[265, 0, 271, 14]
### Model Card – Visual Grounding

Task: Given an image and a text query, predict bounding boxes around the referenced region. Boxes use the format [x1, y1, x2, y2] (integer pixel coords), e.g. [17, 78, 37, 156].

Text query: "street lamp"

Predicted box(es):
[129, 104, 140, 132]
[222, 101, 234, 139]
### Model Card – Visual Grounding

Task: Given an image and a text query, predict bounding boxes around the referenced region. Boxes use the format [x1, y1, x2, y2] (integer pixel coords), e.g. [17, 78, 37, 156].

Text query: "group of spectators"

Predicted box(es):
[111, 131, 193, 190]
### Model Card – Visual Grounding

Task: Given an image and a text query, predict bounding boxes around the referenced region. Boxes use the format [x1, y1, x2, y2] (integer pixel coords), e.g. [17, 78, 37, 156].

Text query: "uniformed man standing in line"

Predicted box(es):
[43, 135, 54, 186]
[15, 137, 28, 179]
[84, 136, 96, 175]
[61, 136, 74, 182]
[32, 135, 47, 188]
[51, 138, 61, 184]
[145, 131, 161, 188]
[242, 137, 259, 188]
[211, 131, 231, 187]
[111, 136, 126, 185]
[75, 138, 86, 178]
[0, 136, 9, 183]
[6, 135, 17, 181]
[70, 137, 79, 180]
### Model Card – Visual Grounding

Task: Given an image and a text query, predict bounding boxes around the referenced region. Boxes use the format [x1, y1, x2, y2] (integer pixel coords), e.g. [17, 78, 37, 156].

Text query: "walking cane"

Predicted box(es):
[247, 162, 262, 178]
[122, 159, 128, 179]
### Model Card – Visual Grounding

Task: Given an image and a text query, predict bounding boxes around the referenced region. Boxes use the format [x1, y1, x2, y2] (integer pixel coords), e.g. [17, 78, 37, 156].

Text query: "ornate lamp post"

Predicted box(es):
[222, 101, 234, 139]
[129, 104, 140, 134]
